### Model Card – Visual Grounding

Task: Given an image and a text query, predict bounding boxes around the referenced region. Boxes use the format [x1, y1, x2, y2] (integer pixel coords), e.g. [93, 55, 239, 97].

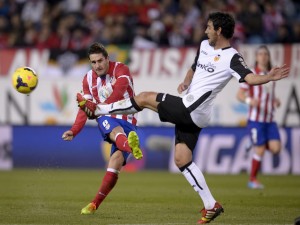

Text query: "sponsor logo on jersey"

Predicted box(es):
[238, 55, 250, 69]
[197, 62, 215, 73]
[201, 50, 208, 55]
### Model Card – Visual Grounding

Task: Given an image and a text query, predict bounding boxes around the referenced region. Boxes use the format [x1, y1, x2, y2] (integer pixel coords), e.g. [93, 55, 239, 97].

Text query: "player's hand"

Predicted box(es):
[268, 64, 289, 81]
[76, 93, 97, 119]
[177, 83, 189, 94]
[62, 130, 73, 141]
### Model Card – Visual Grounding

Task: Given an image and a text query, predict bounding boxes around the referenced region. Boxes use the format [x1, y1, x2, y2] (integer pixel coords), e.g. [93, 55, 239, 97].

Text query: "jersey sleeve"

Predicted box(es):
[240, 82, 249, 90]
[82, 75, 93, 100]
[70, 109, 87, 137]
[105, 64, 131, 104]
[69, 75, 90, 137]
[230, 53, 252, 83]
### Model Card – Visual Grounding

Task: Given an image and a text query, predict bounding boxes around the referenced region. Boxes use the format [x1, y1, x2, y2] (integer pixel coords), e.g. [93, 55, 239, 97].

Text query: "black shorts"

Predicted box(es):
[156, 93, 202, 151]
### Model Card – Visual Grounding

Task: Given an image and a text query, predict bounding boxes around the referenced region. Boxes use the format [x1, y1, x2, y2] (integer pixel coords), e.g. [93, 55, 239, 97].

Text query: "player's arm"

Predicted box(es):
[62, 75, 90, 141]
[177, 47, 199, 94]
[236, 87, 259, 107]
[62, 109, 89, 140]
[178, 68, 194, 94]
[105, 77, 129, 103]
[231, 54, 289, 85]
[236, 87, 248, 103]
[244, 65, 289, 85]
[105, 64, 131, 104]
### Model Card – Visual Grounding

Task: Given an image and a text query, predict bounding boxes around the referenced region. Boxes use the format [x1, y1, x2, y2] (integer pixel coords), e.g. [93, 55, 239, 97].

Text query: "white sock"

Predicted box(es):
[253, 153, 262, 161]
[95, 98, 139, 116]
[182, 162, 216, 209]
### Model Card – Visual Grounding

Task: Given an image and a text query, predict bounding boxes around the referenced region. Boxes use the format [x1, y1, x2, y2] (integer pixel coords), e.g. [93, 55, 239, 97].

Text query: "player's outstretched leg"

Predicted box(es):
[81, 202, 96, 215]
[198, 202, 224, 224]
[128, 131, 143, 160]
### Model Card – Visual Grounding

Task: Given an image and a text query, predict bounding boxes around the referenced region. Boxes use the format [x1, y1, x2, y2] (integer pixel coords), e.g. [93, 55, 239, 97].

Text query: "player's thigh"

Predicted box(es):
[117, 119, 138, 136]
[247, 120, 267, 146]
[135, 92, 159, 112]
[98, 117, 137, 141]
[266, 122, 281, 141]
[266, 122, 281, 153]
[109, 126, 125, 142]
[157, 94, 193, 125]
[268, 140, 281, 154]
[97, 117, 134, 166]
[97, 116, 122, 142]
[175, 125, 201, 150]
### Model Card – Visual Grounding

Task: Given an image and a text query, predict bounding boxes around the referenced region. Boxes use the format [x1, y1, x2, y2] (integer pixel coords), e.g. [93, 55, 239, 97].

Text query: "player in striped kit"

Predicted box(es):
[237, 45, 281, 189]
[62, 43, 143, 214]
[77, 13, 289, 223]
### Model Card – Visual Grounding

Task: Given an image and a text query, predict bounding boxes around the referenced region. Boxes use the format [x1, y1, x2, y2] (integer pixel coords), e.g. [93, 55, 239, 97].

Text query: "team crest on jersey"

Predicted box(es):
[102, 119, 110, 130]
[99, 86, 111, 101]
[214, 54, 220, 62]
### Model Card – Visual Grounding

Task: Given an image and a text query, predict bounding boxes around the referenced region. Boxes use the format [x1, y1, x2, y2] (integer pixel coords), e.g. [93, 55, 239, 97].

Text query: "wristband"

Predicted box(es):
[245, 97, 252, 105]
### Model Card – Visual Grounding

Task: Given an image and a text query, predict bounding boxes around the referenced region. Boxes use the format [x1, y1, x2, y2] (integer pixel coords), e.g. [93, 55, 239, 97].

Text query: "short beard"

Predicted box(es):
[208, 39, 216, 47]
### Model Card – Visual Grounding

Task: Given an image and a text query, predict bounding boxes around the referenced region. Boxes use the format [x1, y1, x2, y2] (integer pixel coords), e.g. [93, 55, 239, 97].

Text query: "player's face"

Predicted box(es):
[205, 20, 218, 47]
[256, 48, 270, 67]
[89, 53, 109, 76]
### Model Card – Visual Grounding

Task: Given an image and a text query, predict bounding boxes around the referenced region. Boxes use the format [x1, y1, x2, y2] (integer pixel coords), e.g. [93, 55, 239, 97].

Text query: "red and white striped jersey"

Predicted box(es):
[240, 67, 276, 123]
[71, 61, 137, 136]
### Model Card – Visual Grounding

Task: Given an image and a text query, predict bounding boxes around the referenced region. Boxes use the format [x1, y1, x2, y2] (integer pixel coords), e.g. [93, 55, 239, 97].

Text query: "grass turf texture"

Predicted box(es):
[0, 170, 299, 225]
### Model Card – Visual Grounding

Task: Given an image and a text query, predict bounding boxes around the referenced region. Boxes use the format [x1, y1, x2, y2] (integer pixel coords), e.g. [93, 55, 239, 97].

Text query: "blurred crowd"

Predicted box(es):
[0, 0, 300, 50]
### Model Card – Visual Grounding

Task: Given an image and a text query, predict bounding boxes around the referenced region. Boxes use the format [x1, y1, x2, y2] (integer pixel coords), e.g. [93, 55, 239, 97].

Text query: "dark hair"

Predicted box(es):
[255, 45, 272, 71]
[88, 43, 108, 59]
[207, 12, 235, 39]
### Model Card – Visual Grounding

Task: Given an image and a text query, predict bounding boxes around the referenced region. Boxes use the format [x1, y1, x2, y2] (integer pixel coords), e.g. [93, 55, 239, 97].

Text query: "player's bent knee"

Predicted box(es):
[268, 141, 281, 154]
[270, 146, 281, 154]
[135, 92, 148, 107]
[174, 156, 186, 168]
[135, 92, 158, 108]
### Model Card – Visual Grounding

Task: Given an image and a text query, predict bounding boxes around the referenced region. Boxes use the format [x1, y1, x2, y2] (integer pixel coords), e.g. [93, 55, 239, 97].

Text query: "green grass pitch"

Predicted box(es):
[0, 169, 299, 225]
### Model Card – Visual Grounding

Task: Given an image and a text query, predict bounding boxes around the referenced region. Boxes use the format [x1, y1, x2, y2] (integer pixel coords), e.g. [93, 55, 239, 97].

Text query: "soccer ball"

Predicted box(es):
[12, 67, 38, 94]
